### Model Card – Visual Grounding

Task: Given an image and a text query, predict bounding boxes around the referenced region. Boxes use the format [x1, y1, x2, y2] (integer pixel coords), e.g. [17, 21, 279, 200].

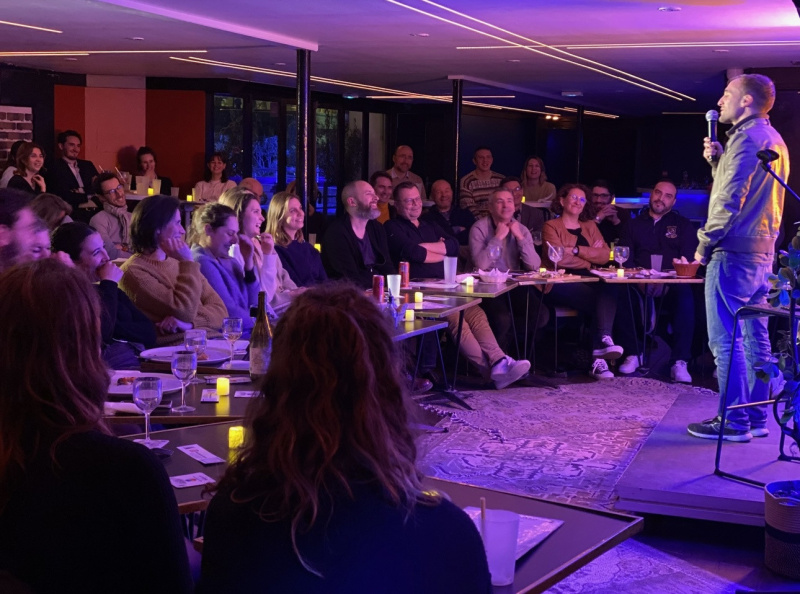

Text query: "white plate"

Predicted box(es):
[207, 339, 248, 355]
[138, 346, 231, 365]
[108, 371, 183, 396]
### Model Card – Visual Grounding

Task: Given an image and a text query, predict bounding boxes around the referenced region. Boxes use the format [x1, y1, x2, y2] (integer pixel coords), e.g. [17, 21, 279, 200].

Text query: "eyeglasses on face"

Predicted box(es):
[103, 184, 124, 195]
[592, 192, 611, 199]
[400, 197, 421, 206]
[566, 195, 586, 203]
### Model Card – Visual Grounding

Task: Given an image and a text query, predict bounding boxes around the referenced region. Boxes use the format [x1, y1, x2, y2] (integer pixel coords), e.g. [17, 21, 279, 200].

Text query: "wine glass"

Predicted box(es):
[183, 329, 207, 383]
[132, 377, 164, 447]
[531, 231, 543, 247]
[548, 244, 564, 274]
[487, 244, 502, 270]
[222, 317, 243, 369]
[614, 245, 630, 268]
[171, 350, 197, 413]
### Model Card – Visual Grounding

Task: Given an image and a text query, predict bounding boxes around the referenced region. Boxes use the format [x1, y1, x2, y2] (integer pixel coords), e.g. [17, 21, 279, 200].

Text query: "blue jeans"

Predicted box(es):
[705, 251, 772, 430]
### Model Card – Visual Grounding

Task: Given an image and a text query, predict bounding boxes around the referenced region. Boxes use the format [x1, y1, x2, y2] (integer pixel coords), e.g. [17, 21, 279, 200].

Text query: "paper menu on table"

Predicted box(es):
[170, 472, 216, 489]
[177, 444, 225, 465]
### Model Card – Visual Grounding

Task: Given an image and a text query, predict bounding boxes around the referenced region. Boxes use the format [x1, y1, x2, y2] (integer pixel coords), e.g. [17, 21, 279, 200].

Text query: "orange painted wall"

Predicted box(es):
[146, 90, 206, 198]
[53, 85, 86, 158]
[84, 87, 146, 173]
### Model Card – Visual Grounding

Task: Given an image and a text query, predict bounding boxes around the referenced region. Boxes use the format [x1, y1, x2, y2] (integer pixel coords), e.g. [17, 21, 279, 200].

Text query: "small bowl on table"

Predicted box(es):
[672, 260, 700, 278]
[478, 269, 510, 283]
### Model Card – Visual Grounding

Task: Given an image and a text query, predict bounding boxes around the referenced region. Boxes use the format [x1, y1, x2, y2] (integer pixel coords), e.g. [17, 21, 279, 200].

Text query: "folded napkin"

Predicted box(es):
[104, 402, 142, 415]
[455, 273, 475, 283]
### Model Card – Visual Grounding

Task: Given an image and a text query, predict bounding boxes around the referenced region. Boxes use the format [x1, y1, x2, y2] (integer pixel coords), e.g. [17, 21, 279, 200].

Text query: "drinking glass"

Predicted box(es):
[531, 231, 543, 247]
[222, 317, 243, 369]
[548, 244, 564, 274]
[171, 350, 197, 413]
[614, 245, 630, 268]
[184, 329, 207, 383]
[132, 377, 163, 447]
[488, 244, 502, 270]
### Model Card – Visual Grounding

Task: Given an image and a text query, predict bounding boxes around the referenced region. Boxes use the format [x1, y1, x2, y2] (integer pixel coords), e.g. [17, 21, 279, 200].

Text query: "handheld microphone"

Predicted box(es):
[705, 110, 719, 162]
[756, 149, 779, 164]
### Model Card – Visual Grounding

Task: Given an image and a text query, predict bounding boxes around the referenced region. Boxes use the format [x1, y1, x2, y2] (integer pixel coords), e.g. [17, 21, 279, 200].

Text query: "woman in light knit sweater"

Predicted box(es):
[190, 203, 259, 332]
[218, 187, 302, 312]
[120, 195, 227, 346]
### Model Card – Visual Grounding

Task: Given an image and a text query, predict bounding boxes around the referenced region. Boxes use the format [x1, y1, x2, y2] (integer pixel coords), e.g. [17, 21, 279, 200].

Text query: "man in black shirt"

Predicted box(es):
[590, 179, 630, 247]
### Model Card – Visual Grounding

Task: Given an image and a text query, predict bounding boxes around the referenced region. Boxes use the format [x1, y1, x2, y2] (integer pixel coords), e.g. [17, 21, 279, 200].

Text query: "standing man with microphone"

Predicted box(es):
[688, 74, 789, 442]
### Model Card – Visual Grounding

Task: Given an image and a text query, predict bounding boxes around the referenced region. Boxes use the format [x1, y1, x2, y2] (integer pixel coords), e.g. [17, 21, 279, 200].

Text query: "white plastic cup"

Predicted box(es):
[151, 178, 162, 195]
[170, 187, 180, 197]
[651, 254, 663, 272]
[135, 176, 147, 195]
[481, 509, 519, 586]
[308, 233, 317, 245]
[443, 256, 458, 284]
[386, 274, 401, 300]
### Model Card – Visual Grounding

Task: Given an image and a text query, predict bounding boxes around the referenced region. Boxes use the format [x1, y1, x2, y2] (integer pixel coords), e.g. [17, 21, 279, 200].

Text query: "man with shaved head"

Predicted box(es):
[387, 145, 426, 201]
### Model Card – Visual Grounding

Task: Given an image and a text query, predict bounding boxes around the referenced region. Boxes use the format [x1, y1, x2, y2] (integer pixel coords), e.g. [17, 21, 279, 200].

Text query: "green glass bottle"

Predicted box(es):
[249, 291, 272, 382]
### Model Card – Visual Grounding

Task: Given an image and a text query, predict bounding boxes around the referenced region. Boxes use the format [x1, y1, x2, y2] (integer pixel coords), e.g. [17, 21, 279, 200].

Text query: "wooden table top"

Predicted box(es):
[405, 280, 518, 298]
[406, 295, 483, 318]
[515, 274, 600, 286]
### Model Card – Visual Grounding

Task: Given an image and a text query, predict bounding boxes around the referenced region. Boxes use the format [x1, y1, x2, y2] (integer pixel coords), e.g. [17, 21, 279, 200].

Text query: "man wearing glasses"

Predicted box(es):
[90, 172, 132, 260]
[590, 180, 629, 246]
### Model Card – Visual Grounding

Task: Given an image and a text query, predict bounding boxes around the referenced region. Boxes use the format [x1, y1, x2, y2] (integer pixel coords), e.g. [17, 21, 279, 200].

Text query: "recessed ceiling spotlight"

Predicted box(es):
[658, 6, 682, 12]
[561, 90, 583, 97]
[127, 36, 144, 41]
[507, 59, 520, 63]
[417, 33, 430, 37]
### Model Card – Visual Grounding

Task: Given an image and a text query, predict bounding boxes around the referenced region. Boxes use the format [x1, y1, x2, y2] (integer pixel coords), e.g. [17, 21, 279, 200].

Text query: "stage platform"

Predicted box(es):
[615, 389, 799, 526]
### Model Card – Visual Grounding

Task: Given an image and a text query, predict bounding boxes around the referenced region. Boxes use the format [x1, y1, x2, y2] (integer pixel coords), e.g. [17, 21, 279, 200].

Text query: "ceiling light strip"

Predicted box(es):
[0, 52, 90, 57]
[0, 20, 62, 34]
[365, 94, 516, 99]
[0, 49, 206, 57]
[386, 0, 685, 101]
[419, 0, 693, 101]
[544, 105, 618, 119]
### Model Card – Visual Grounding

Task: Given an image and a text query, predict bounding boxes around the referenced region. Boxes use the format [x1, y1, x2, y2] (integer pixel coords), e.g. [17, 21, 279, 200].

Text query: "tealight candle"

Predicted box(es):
[404, 309, 414, 322]
[314, 243, 321, 252]
[616, 268, 625, 278]
[147, 187, 154, 196]
[186, 194, 193, 202]
[216, 377, 230, 396]
[464, 276, 474, 286]
[228, 426, 244, 449]
[414, 291, 423, 303]
[539, 267, 547, 274]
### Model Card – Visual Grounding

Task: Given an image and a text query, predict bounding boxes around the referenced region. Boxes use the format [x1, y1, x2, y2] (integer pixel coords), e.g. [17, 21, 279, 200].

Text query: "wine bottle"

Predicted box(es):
[249, 291, 272, 382]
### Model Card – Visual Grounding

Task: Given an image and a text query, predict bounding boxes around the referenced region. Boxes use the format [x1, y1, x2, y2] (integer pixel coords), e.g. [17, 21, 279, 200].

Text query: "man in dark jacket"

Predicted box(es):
[47, 130, 100, 223]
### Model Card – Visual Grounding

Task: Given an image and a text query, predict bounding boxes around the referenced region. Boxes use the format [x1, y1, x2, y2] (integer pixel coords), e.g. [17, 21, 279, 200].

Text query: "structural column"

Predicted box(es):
[452, 78, 463, 200]
[575, 105, 584, 182]
[296, 49, 311, 211]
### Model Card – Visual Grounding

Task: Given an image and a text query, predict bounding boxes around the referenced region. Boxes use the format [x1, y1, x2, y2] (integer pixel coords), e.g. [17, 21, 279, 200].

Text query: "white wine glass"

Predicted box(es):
[548, 244, 565, 274]
[222, 317, 243, 369]
[183, 329, 207, 383]
[487, 244, 502, 270]
[171, 350, 197, 413]
[132, 376, 164, 447]
[614, 245, 630, 268]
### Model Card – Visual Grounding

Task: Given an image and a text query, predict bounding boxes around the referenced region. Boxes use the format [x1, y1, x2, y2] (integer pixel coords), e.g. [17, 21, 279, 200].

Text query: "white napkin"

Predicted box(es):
[104, 402, 142, 415]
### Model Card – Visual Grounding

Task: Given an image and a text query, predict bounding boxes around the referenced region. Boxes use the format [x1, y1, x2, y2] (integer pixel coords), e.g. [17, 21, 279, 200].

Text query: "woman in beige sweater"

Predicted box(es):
[120, 195, 227, 346]
[542, 183, 621, 379]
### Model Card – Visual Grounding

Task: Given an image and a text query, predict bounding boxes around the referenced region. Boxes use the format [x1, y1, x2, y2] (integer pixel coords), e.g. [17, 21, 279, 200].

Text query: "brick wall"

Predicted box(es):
[0, 106, 33, 163]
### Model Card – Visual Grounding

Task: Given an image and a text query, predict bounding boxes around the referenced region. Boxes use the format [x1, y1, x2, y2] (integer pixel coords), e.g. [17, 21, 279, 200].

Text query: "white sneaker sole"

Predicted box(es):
[494, 361, 531, 390]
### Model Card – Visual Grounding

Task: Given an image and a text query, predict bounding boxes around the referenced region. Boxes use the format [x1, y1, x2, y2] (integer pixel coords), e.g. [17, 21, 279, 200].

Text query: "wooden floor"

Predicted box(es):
[615, 389, 799, 526]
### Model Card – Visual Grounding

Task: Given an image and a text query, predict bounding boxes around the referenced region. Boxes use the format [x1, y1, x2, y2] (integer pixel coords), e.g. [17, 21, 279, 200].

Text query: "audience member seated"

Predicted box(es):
[386, 182, 530, 388]
[387, 145, 427, 200]
[130, 146, 172, 196]
[46, 130, 99, 223]
[520, 156, 556, 203]
[543, 184, 622, 379]
[30, 192, 73, 230]
[459, 146, 505, 218]
[28, 218, 51, 261]
[470, 187, 545, 352]
[501, 176, 544, 236]
[589, 179, 630, 247]
[322, 180, 395, 289]
[0, 140, 24, 188]
[0, 189, 38, 274]
[197, 284, 491, 594]
[265, 191, 327, 287]
[7, 142, 46, 195]
[52, 222, 156, 369]
[285, 180, 328, 240]
[422, 179, 475, 246]
[0, 259, 192, 594]
[218, 186, 298, 312]
[615, 180, 699, 382]
[190, 203, 259, 332]
[193, 152, 236, 203]
[370, 170, 396, 223]
[90, 172, 132, 260]
[238, 177, 265, 203]
[119, 194, 227, 345]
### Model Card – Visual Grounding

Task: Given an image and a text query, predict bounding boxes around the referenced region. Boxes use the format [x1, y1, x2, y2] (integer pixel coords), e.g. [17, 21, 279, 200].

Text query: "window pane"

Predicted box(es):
[316, 108, 339, 214]
[252, 100, 279, 197]
[344, 111, 363, 184]
[368, 113, 386, 175]
[213, 95, 244, 181]
[286, 104, 297, 189]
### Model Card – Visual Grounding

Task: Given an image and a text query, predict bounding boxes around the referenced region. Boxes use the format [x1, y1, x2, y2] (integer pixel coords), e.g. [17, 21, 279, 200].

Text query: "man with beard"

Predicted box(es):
[369, 170, 396, 223]
[387, 145, 426, 201]
[0, 188, 39, 273]
[321, 180, 395, 289]
[90, 172, 132, 260]
[47, 130, 100, 223]
[615, 179, 698, 382]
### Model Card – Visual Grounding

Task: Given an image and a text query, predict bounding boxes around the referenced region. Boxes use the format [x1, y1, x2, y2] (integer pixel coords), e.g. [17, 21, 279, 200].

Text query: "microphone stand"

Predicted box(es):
[760, 160, 800, 203]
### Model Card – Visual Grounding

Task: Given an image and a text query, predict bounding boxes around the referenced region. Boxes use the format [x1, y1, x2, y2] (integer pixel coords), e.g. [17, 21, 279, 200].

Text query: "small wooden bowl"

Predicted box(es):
[672, 261, 700, 278]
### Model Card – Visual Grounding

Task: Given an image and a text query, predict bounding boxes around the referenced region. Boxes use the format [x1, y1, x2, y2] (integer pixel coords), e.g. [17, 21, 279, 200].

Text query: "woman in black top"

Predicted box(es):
[7, 142, 46, 195]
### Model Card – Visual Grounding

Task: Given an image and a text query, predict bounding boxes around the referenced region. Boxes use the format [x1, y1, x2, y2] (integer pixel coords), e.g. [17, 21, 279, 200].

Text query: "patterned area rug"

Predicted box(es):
[416, 377, 748, 593]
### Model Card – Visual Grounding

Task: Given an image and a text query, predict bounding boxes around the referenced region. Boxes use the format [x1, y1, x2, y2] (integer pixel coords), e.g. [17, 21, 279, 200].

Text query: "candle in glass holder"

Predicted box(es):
[404, 309, 414, 322]
[464, 276, 474, 286]
[314, 243, 321, 252]
[539, 267, 547, 274]
[228, 426, 244, 448]
[147, 187, 154, 196]
[616, 268, 625, 278]
[186, 194, 193, 202]
[216, 377, 230, 396]
[414, 291, 423, 303]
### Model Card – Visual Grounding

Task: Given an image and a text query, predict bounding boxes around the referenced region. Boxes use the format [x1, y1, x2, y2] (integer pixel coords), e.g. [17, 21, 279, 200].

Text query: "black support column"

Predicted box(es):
[452, 78, 463, 198]
[296, 49, 311, 212]
[576, 105, 585, 181]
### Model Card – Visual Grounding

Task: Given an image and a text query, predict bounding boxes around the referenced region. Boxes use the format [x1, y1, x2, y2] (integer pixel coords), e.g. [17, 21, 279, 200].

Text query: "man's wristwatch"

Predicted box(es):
[572, 246, 579, 256]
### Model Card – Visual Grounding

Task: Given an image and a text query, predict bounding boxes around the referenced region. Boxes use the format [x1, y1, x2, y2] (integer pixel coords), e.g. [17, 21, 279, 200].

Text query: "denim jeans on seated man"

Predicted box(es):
[706, 251, 773, 431]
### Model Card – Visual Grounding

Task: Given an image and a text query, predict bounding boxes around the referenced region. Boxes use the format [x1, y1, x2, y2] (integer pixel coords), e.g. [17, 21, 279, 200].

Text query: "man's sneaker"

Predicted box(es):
[671, 360, 692, 383]
[687, 416, 752, 442]
[592, 335, 623, 360]
[751, 427, 770, 438]
[618, 355, 642, 374]
[591, 358, 614, 379]
[491, 356, 531, 389]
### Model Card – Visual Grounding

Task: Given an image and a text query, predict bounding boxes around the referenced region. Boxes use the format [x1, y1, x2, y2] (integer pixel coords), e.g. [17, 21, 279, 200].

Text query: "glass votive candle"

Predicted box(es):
[216, 377, 230, 396]
[314, 243, 321, 252]
[228, 426, 244, 448]
[539, 267, 547, 274]
[616, 268, 625, 278]
[464, 276, 474, 286]
[414, 291, 423, 303]
[404, 309, 414, 322]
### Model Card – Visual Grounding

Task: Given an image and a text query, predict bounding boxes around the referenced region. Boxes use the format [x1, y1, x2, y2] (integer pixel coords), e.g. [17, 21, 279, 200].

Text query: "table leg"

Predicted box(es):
[508, 292, 520, 359]
[417, 327, 473, 410]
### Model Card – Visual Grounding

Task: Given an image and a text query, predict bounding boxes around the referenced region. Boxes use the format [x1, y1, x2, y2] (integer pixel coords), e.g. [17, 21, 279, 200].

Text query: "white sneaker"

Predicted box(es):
[491, 356, 531, 389]
[592, 335, 623, 360]
[671, 360, 692, 383]
[591, 358, 614, 379]
[618, 355, 642, 374]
